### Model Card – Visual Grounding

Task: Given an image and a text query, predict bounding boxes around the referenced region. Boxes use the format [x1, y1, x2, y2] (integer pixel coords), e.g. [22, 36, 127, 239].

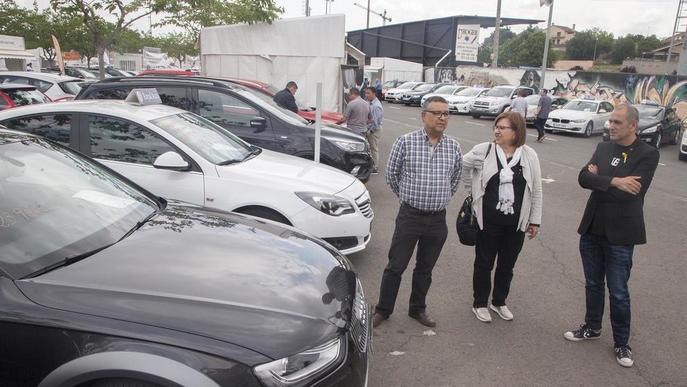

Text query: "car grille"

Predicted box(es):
[350, 279, 370, 353]
[356, 192, 373, 218]
[552, 118, 570, 124]
[473, 101, 490, 108]
[323, 237, 359, 251]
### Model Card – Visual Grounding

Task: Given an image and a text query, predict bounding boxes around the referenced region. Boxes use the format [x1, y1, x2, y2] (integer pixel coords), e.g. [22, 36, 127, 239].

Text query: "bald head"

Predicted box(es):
[608, 103, 639, 146]
[616, 103, 639, 125]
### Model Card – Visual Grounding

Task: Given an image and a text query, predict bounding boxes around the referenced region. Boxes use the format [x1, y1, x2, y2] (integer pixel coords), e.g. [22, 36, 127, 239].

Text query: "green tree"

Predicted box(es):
[477, 27, 516, 64]
[612, 36, 638, 64]
[158, 33, 198, 67]
[565, 29, 613, 60]
[499, 28, 558, 67]
[50, 0, 282, 79]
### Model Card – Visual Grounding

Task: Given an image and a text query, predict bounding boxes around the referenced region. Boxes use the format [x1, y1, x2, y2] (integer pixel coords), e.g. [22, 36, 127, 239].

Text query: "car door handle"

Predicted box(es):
[280, 136, 288, 139]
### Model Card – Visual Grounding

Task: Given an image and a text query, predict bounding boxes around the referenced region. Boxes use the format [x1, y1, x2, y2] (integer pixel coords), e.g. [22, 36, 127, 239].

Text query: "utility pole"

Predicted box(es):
[491, 0, 501, 68]
[304, 0, 311, 16]
[540, 0, 554, 90]
[353, 3, 392, 27]
[667, 0, 687, 63]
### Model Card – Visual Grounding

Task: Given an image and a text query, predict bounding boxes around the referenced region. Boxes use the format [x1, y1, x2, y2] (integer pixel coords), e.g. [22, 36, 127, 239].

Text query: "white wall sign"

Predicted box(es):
[455, 25, 480, 63]
[0, 35, 26, 51]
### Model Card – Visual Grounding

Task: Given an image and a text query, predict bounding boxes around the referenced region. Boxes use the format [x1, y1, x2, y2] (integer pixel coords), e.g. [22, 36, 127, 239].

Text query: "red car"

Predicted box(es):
[225, 78, 345, 125]
[0, 84, 51, 110]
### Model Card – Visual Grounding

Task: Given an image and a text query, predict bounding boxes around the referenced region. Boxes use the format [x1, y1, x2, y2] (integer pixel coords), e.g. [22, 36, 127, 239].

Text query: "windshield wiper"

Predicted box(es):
[24, 245, 112, 279]
[118, 210, 158, 242]
[217, 158, 243, 166]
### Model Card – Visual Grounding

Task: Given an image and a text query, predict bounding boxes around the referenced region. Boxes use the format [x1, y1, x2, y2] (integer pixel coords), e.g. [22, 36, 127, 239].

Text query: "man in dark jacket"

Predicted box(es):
[273, 81, 299, 113]
[563, 104, 659, 368]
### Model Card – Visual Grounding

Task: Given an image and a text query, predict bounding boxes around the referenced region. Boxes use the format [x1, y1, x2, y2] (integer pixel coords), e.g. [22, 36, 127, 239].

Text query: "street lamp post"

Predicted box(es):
[592, 38, 598, 61]
[540, 0, 554, 90]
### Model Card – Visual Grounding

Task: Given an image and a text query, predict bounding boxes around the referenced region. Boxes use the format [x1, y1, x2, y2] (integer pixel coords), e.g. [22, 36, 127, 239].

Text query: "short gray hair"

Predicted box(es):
[617, 103, 639, 124]
[422, 95, 448, 109]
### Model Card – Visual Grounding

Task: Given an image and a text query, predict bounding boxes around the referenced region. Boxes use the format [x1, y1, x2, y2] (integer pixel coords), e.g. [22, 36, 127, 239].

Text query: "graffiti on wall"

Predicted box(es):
[551, 72, 687, 119]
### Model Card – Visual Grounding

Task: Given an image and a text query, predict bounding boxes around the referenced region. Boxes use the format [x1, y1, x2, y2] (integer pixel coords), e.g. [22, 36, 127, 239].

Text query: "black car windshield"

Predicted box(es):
[243, 89, 310, 126]
[151, 113, 253, 164]
[486, 87, 514, 97]
[0, 135, 157, 278]
[6, 89, 51, 106]
[397, 82, 419, 90]
[414, 84, 435, 92]
[563, 100, 599, 112]
[456, 87, 482, 97]
[636, 105, 663, 119]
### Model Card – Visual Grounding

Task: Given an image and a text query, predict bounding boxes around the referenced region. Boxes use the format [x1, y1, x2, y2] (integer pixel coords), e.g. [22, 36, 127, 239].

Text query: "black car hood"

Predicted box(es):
[321, 123, 367, 141]
[637, 118, 660, 130]
[17, 204, 355, 360]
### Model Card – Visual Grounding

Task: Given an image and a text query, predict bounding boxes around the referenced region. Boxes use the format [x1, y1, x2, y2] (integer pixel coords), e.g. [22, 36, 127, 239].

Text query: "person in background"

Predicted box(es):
[373, 96, 462, 329]
[563, 104, 659, 368]
[461, 111, 542, 324]
[273, 81, 299, 113]
[535, 89, 552, 143]
[510, 89, 528, 119]
[26, 63, 34, 72]
[365, 86, 383, 174]
[344, 88, 370, 136]
[375, 79, 383, 101]
[361, 77, 369, 91]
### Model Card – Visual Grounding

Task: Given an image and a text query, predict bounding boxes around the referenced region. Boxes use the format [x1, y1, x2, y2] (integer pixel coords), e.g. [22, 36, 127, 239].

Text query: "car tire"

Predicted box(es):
[471, 114, 481, 119]
[584, 122, 593, 137]
[235, 206, 292, 226]
[654, 131, 662, 148]
[85, 378, 162, 387]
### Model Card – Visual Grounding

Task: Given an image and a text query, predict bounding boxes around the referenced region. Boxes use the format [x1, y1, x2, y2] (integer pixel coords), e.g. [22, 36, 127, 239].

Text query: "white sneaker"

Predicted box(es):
[472, 307, 492, 323]
[489, 304, 514, 321]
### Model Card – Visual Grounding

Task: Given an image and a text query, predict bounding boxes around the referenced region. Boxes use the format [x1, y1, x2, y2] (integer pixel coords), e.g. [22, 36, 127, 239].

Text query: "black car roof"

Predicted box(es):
[84, 75, 245, 91]
[0, 83, 39, 91]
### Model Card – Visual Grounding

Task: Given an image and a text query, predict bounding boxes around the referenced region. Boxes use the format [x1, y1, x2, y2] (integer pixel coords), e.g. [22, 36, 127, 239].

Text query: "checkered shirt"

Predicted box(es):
[385, 128, 463, 212]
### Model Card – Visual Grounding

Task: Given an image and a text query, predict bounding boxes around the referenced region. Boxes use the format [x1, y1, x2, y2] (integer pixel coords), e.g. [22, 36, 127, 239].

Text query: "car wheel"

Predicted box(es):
[584, 122, 593, 137]
[471, 114, 481, 119]
[235, 206, 292, 226]
[670, 128, 681, 145]
[85, 378, 162, 387]
[654, 131, 662, 148]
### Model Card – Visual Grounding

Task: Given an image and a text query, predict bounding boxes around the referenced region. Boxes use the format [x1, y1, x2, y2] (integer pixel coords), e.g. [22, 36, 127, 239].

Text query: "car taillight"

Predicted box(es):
[0, 93, 15, 109]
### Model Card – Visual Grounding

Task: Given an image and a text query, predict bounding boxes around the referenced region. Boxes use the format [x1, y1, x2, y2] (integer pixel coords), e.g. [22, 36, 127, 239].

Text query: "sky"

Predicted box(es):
[14, 0, 684, 43]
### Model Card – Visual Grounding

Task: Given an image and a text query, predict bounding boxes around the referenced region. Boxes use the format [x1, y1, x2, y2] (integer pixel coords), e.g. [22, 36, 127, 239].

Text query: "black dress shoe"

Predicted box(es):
[408, 311, 436, 327]
[372, 312, 387, 328]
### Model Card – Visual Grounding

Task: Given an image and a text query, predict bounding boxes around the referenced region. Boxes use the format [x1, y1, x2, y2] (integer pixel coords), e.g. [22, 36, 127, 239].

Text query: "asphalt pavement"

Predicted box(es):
[347, 103, 687, 387]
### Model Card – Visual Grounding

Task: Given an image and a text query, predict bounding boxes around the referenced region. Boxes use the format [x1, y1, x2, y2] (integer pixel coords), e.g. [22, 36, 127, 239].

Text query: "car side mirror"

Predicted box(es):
[250, 117, 267, 129]
[153, 151, 190, 171]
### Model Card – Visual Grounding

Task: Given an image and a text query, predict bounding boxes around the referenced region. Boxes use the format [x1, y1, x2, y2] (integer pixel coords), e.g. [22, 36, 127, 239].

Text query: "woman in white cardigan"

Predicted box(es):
[461, 111, 543, 323]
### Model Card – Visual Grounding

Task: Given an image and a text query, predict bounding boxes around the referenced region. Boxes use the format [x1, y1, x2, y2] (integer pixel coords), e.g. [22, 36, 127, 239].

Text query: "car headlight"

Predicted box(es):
[296, 192, 355, 216]
[641, 125, 659, 134]
[604, 120, 610, 129]
[254, 337, 344, 387]
[326, 137, 366, 152]
[571, 119, 587, 123]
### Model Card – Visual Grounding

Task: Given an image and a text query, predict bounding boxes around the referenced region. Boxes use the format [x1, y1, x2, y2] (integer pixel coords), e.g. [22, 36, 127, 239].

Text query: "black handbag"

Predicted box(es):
[456, 195, 478, 246]
[456, 143, 491, 246]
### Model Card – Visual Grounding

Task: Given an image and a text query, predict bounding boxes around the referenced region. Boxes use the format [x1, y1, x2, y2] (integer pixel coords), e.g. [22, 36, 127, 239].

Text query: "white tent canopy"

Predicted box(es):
[200, 15, 346, 112]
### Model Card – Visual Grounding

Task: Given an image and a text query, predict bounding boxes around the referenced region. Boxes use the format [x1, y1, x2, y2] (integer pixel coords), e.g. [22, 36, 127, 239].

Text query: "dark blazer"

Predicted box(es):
[273, 89, 299, 113]
[577, 138, 659, 245]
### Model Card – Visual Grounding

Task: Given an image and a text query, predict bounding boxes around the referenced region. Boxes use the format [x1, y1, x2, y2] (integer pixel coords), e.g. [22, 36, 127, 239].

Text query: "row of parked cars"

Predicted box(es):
[0, 72, 372, 386]
[382, 80, 687, 157]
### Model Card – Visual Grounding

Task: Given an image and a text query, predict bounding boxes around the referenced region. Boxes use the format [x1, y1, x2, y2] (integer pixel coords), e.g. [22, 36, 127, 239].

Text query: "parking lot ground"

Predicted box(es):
[348, 103, 687, 386]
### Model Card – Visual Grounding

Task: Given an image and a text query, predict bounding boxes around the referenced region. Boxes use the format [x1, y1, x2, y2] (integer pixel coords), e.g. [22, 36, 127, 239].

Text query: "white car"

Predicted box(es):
[384, 81, 423, 103]
[679, 127, 687, 161]
[545, 99, 614, 137]
[0, 100, 374, 254]
[0, 71, 83, 102]
[420, 85, 469, 107]
[447, 87, 489, 114]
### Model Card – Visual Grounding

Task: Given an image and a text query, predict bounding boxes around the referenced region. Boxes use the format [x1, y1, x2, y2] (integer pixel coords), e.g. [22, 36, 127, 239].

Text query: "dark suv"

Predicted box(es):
[76, 77, 372, 181]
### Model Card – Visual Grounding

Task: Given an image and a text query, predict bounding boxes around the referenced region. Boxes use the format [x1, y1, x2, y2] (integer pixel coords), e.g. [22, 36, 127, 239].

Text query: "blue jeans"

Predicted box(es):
[579, 233, 634, 347]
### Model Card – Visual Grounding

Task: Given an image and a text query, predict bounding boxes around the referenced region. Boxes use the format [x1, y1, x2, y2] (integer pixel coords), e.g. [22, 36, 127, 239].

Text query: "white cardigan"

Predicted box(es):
[461, 142, 543, 232]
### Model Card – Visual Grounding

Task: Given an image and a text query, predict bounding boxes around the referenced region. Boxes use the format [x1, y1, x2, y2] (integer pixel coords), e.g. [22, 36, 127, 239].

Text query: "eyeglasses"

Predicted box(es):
[423, 110, 450, 118]
[494, 125, 513, 131]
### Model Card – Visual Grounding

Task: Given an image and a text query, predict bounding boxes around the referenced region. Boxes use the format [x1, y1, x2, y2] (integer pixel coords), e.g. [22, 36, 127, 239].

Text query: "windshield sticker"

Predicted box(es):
[73, 190, 136, 209]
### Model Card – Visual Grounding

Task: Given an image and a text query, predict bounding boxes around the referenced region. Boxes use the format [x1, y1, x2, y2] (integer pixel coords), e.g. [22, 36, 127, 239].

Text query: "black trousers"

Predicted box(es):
[375, 203, 448, 317]
[473, 222, 525, 308]
[534, 117, 547, 139]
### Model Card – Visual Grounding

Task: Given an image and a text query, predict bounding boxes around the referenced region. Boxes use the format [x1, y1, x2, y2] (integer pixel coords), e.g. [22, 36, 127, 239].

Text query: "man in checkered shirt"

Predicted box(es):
[373, 95, 463, 329]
